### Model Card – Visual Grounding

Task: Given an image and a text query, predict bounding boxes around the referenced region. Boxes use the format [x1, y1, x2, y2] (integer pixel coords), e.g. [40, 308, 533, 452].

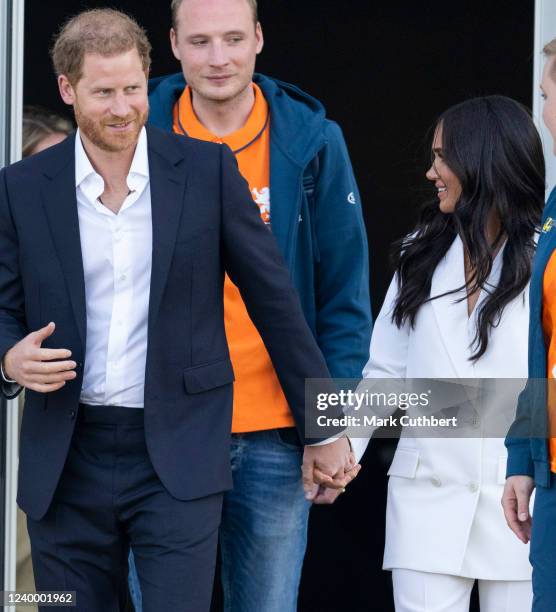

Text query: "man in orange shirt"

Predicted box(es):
[132, 1, 371, 609]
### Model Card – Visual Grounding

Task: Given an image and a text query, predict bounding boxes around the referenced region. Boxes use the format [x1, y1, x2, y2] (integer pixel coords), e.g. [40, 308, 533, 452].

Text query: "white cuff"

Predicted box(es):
[307, 434, 353, 451]
[0, 359, 16, 384]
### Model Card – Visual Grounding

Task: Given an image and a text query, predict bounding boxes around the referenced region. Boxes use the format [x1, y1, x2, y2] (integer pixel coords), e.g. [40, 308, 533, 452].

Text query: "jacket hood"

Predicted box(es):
[148, 72, 328, 165]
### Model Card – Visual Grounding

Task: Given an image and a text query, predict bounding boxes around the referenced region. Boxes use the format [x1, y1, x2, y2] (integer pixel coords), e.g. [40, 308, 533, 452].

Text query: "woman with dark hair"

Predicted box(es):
[363, 96, 545, 611]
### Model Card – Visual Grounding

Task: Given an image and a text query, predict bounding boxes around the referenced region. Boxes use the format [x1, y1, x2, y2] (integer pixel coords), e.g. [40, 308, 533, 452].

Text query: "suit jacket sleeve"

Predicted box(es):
[0, 168, 27, 398]
[219, 144, 335, 442]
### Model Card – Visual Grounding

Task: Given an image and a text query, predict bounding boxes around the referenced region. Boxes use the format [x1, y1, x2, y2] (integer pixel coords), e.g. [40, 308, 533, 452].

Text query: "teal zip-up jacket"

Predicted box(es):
[506, 187, 556, 487]
[148, 72, 372, 379]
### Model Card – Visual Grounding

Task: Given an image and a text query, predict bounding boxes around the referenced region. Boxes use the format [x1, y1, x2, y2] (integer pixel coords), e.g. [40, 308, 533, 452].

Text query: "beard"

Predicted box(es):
[74, 100, 149, 153]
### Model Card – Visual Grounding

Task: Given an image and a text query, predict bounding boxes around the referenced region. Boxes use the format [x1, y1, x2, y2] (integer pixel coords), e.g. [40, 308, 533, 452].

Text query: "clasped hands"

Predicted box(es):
[302, 437, 361, 505]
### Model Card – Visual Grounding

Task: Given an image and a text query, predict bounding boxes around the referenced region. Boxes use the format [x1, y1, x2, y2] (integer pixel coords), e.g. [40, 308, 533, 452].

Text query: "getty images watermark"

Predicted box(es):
[315, 387, 457, 429]
[303, 378, 550, 439]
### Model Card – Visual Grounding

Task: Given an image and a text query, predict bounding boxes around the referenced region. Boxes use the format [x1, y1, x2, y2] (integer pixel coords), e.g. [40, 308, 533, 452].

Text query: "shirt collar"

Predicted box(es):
[74, 126, 149, 189]
[174, 84, 269, 153]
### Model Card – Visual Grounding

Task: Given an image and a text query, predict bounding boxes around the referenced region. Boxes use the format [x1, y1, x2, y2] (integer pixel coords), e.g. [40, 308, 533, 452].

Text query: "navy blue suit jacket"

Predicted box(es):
[0, 126, 331, 520]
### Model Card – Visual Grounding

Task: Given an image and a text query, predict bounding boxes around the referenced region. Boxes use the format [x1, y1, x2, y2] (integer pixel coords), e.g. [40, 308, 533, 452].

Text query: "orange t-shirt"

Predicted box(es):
[173, 84, 295, 432]
[541, 249, 556, 471]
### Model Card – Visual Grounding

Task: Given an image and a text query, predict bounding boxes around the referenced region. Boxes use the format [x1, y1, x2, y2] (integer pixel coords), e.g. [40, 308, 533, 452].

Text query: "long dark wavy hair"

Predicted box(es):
[392, 95, 545, 361]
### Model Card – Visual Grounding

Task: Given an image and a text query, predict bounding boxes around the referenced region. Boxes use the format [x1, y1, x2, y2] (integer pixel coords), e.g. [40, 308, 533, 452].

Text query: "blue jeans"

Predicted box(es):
[128, 429, 311, 612]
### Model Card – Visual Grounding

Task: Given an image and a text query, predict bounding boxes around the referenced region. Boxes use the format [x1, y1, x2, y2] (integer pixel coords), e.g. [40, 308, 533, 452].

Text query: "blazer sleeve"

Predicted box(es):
[348, 275, 410, 460]
[0, 168, 26, 398]
[363, 274, 409, 379]
[218, 145, 336, 442]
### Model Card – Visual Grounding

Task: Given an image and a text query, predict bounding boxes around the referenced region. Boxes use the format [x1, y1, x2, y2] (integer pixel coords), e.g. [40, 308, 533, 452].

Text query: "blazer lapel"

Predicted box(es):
[469, 241, 505, 328]
[146, 126, 190, 329]
[430, 236, 474, 377]
[41, 135, 87, 350]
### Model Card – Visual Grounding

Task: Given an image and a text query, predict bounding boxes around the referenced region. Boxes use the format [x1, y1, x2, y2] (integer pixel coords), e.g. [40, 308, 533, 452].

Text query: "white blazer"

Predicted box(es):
[363, 236, 532, 580]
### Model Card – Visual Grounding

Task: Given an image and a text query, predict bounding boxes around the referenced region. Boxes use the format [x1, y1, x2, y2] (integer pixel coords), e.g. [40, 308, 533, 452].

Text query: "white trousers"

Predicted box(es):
[392, 569, 532, 612]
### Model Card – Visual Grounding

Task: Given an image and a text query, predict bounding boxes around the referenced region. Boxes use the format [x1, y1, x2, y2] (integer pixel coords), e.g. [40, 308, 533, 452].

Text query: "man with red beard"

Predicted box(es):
[0, 8, 355, 611]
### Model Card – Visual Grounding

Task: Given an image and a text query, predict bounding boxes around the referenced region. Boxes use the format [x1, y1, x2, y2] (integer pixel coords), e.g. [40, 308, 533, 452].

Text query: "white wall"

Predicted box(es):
[535, 0, 556, 193]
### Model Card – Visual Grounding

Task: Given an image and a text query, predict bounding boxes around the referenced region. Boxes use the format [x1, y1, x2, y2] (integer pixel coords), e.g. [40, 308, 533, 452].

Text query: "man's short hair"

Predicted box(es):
[543, 38, 556, 80]
[51, 8, 151, 85]
[170, 0, 258, 31]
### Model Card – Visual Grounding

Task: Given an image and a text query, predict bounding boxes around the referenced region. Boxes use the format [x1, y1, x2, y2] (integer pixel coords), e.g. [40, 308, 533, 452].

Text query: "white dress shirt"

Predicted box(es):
[75, 128, 152, 407]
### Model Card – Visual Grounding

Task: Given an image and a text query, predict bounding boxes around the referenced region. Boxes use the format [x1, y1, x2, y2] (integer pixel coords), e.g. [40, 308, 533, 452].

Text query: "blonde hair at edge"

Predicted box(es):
[544, 38, 556, 76]
[22, 106, 73, 159]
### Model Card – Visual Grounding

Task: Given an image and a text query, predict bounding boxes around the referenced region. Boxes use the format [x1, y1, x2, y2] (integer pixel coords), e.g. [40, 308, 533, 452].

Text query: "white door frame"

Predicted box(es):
[0, 0, 25, 606]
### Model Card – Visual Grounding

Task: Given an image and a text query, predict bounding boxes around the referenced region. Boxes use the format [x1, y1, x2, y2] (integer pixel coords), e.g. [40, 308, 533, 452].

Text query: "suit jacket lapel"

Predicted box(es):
[146, 126, 190, 330]
[41, 134, 87, 350]
[430, 236, 474, 378]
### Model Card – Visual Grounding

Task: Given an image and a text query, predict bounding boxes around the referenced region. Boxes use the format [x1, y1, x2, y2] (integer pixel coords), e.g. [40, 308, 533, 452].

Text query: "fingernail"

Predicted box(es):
[519, 513, 528, 521]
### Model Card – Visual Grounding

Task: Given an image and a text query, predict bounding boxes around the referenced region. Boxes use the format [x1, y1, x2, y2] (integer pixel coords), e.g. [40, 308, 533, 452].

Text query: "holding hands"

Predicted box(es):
[302, 437, 361, 505]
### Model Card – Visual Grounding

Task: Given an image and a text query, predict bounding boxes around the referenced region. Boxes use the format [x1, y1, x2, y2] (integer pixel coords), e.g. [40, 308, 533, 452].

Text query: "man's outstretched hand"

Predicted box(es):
[3, 322, 77, 393]
[302, 437, 361, 502]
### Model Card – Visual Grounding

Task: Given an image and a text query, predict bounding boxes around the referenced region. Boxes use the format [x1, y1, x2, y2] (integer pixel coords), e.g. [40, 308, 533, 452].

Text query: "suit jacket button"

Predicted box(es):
[431, 475, 442, 487]
[69, 410, 76, 419]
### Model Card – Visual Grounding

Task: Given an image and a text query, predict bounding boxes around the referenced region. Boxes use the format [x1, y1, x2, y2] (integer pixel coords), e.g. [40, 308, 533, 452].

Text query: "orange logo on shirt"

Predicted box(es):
[252, 187, 270, 224]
